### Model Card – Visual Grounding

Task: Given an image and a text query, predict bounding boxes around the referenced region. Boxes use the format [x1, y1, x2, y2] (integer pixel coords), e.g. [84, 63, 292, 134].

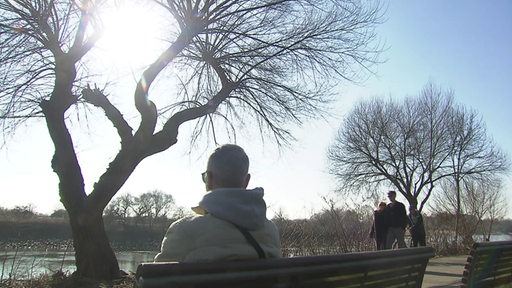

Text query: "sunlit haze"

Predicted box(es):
[94, 2, 170, 70]
[1, 1, 511, 220]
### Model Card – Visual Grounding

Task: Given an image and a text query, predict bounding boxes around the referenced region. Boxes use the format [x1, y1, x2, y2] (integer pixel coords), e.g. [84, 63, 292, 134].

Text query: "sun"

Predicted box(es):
[95, 3, 170, 70]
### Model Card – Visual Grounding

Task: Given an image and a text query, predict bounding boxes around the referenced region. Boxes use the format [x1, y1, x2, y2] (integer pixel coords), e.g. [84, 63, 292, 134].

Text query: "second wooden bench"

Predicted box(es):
[461, 240, 512, 288]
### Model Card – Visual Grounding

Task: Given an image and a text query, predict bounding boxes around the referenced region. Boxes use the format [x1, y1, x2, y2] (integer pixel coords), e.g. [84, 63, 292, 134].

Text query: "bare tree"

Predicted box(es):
[482, 183, 508, 242]
[327, 83, 510, 213]
[1, 0, 384, 280]
[447, 104, 510, 244]
[147, 190, 175, 220]
[105, 193, 135, 224]
[132, 190, 175, 226]
[132, 192, 153, 224]
[430, 177, 508, 248]
[105, 190, 176, 227]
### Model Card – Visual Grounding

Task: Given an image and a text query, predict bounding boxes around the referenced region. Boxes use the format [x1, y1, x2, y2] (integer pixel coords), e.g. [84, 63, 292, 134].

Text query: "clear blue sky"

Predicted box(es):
[1, 1, 511, 219]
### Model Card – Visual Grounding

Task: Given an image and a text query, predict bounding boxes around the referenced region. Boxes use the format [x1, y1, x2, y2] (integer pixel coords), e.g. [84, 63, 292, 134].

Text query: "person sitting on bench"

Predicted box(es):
[154, 144, 281, 262]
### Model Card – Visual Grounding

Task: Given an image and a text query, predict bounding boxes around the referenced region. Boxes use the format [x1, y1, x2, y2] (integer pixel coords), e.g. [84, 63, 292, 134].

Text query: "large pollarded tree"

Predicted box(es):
[327, 83, 510, 212]
[0, 0, 383, 280]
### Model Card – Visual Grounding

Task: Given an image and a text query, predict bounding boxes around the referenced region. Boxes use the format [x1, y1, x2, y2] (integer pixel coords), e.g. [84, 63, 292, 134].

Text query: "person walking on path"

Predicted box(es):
[369, 202, 389, 250]
[154, 144, 281, 262]
[408, 206, 426, 247]
[385, 190, 408, 249]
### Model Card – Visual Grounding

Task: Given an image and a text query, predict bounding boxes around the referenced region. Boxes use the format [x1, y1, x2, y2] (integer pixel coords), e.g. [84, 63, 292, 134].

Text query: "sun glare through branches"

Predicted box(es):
[95, 3, 170, 70]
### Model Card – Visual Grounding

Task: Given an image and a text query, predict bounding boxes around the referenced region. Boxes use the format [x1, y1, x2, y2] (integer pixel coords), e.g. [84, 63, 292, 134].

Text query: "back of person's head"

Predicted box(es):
[207, 144, 249, 188]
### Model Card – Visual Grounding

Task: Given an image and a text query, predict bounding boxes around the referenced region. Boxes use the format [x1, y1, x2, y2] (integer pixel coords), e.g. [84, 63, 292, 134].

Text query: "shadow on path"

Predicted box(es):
[422, 255, 466, 288]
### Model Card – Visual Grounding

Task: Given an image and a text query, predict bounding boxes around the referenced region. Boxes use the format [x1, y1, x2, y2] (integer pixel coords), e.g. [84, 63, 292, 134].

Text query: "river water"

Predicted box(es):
[2, 233, 511, 279]
[0, 250, 157, 279]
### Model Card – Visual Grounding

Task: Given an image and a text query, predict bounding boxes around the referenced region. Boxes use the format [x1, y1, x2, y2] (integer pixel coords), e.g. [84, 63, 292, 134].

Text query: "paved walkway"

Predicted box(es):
[422, 255, 467, 288]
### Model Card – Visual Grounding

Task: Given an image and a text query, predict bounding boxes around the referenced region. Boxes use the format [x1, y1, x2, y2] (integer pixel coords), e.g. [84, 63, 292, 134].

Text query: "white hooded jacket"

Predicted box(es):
[154, 187, 281, 262]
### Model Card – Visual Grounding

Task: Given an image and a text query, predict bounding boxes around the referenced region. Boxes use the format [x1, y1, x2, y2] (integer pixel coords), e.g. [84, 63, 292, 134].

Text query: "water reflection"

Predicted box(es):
[0, 250, 157, 279]
[2, 233, 511, 279]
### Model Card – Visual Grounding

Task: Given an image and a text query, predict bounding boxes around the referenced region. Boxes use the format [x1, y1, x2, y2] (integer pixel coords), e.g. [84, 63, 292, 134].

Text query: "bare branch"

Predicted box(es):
[81, 85, 133, 144]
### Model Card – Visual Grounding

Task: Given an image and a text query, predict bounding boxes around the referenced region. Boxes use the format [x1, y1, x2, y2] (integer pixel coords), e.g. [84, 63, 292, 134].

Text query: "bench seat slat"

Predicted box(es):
[299, 271, 424, 288]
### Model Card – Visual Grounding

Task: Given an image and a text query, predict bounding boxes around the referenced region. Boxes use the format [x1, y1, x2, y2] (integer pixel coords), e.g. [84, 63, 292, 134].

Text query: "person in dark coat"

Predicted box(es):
[407, 207, 426, 247]
[385, 190, 408, 249]
[369, 202, 389, 250]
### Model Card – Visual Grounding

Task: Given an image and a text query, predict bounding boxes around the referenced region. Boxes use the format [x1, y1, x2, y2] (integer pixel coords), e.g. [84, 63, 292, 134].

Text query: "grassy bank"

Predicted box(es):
[0, 218, 163, 251]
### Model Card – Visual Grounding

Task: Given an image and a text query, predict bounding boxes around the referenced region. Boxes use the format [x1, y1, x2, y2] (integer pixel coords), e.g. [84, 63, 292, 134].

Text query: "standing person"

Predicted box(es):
[369, 202, 389, 250]
[154, 144, 281, 262]
[385, 191, 408, 249]
[408, 207, 426, 247]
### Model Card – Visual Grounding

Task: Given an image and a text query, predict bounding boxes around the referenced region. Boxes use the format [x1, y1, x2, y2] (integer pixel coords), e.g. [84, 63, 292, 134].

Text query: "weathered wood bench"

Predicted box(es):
[461, 240, 512, 288]
[136, 246, 435, 288]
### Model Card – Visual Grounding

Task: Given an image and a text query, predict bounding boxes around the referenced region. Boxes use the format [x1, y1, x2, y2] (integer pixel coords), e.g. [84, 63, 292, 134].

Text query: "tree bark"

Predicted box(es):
[70, 210, 120, 279]
[455, 175, 461, 249]
[42, 84, 122, 279]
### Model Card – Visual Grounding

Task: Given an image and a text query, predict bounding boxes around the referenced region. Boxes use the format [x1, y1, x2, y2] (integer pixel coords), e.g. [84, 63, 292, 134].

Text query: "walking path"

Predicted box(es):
[422, 255, 467, 288]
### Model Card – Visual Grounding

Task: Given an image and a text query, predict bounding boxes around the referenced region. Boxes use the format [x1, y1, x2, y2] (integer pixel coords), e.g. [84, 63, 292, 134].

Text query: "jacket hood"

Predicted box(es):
[191, 187, 267, 230]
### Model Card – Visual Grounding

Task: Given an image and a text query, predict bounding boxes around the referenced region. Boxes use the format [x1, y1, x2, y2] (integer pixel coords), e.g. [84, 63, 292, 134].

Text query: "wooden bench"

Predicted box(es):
[461, 240, 512, 288]
[136, 247, 435, 288]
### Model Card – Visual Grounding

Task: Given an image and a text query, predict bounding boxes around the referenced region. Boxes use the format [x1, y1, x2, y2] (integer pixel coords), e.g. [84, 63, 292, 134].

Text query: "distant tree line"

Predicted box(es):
[104, 190, 191, 229]
[1, 197, 511, 255]
[0, 190, 190, 251]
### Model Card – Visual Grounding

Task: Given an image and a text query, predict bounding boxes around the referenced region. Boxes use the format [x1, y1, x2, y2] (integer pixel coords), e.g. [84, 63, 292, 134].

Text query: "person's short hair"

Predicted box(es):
[387, 190, 396, 197]
[207, 144, 249, 188]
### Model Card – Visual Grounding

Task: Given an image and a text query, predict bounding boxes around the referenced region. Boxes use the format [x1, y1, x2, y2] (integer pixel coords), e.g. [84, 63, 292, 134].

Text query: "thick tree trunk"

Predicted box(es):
[70, 211, 120, 280]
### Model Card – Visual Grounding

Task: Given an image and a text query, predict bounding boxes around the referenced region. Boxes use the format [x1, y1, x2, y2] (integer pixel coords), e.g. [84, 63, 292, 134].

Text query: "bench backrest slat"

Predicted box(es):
[137, 247, 435, 288]
[461, 240, 512, 288]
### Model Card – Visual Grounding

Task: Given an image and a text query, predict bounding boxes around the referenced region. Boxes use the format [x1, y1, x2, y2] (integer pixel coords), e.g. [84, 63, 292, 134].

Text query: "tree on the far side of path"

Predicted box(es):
[327, 82, 510, 213]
